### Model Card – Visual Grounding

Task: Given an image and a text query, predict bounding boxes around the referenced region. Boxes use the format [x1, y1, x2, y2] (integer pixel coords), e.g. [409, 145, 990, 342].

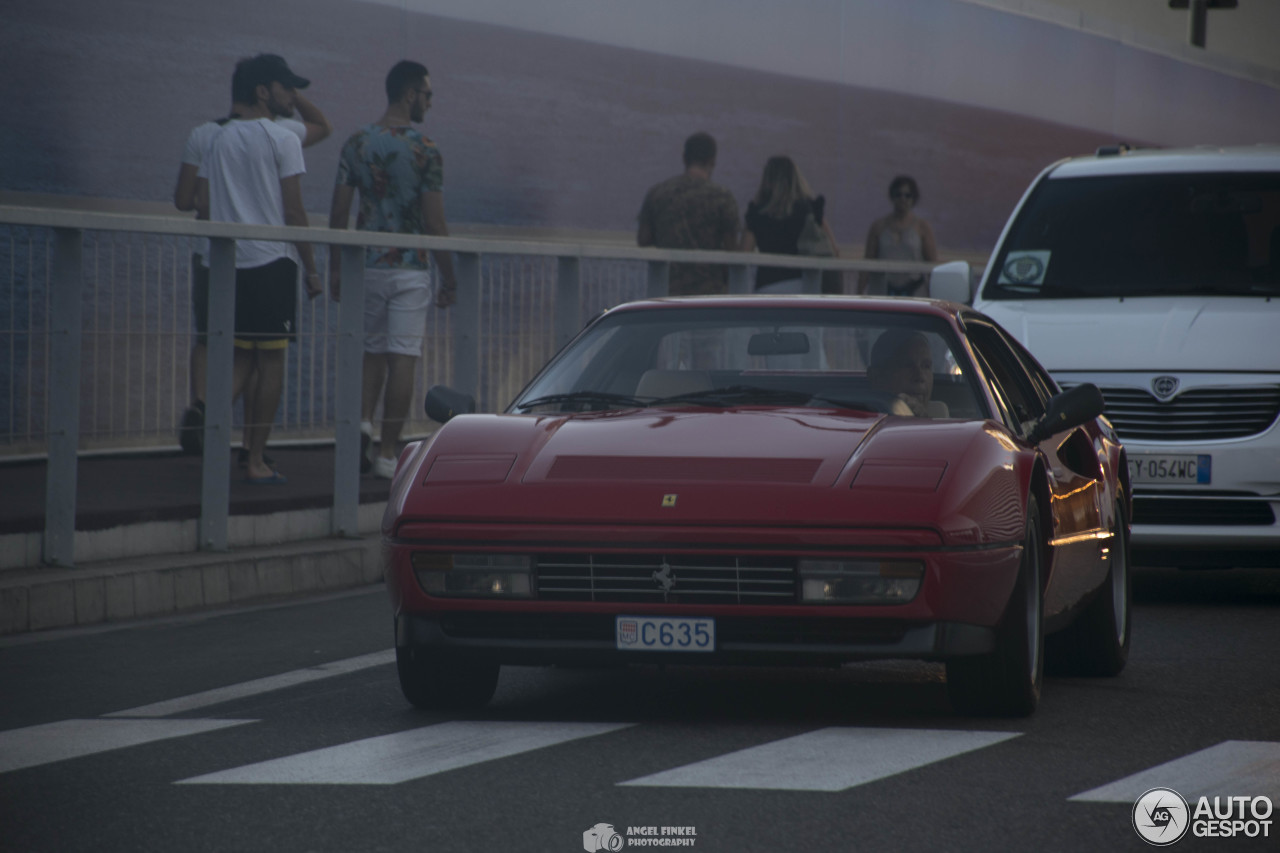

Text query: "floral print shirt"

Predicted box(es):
[336, 125, 444, 269]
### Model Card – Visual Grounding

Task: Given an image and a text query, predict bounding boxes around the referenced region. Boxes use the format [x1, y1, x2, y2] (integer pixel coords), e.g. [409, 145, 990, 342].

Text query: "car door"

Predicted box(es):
[965, 318, 1107, 620]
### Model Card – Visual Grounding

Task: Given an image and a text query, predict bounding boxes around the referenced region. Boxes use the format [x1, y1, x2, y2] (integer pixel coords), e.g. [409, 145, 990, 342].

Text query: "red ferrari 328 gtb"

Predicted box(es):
[382, 296, 1130, 716]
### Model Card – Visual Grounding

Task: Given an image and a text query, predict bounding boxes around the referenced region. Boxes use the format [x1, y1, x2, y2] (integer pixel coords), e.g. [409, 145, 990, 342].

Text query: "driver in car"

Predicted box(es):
[867, 328, 935, 417]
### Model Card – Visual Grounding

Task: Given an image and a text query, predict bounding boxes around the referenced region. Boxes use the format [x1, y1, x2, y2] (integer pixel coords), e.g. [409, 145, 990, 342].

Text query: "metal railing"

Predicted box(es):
[0, 203, 946, 567]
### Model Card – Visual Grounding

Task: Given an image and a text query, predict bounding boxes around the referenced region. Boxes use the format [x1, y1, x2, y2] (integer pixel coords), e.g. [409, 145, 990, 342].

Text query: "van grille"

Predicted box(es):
[536, 554, 796, 604]
[1093, 385, 1280, 441]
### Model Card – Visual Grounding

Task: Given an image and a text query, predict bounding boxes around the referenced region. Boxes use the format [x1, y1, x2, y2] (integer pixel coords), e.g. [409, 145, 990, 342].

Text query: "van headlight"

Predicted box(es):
[798, 559, 923, 604]
[411, 553, 533, 598]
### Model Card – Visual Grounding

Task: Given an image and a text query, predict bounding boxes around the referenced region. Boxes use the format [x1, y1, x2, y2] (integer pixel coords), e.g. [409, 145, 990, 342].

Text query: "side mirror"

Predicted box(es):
[1027, 383, 1105, 444]
[425, 385, 476, 424]
[929, 261, 972, 305]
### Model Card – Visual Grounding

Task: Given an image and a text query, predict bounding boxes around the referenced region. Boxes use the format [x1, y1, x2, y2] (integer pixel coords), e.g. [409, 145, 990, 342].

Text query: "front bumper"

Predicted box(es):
[395, 611, 995, 666]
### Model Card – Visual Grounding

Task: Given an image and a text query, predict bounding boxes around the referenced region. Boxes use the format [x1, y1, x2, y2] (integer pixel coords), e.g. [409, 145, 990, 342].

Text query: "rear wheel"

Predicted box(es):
[947, 497, 1044, 717]
[396, 644, 500, 710]
[1046, 499, 1131, 676]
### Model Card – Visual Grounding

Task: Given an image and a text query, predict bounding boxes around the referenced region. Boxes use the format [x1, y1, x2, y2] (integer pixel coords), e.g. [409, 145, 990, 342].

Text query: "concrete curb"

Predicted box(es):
[0, 535, 384, 636]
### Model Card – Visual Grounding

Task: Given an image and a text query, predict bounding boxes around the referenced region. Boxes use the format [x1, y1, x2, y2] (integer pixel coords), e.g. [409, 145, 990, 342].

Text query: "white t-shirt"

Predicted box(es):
[198, 118, 307, 269]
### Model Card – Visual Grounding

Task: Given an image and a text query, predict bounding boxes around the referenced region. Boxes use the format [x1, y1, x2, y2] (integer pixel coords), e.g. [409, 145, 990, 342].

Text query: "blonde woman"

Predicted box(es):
[742, 156, 840, 293]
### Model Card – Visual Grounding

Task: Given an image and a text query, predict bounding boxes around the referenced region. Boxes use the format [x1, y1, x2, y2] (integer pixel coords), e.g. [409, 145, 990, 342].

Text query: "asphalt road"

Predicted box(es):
[1, 568, 1278, 853]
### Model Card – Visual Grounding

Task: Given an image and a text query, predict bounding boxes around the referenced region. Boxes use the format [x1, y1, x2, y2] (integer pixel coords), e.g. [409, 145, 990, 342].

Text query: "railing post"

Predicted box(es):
[199, 237, 235, 551]
[646, 260, 669, 298]
[42, 227, 83, 567]
[452, 252, 482, 405]
[801, 267, 822, 294]
[554, 256, 582, 350]
[728, 264, 751, 295]
[332, 246, 364, 538]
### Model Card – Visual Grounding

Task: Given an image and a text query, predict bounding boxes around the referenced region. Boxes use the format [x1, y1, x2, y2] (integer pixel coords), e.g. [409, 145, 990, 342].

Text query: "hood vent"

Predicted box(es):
[546, 455, 822, 483]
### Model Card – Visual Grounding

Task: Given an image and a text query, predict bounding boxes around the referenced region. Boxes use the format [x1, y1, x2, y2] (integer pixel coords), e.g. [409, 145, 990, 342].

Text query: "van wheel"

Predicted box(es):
[1047, 499, 1131, 676]
[396, 645, 500, 710]
[947, 497, 1044, 717]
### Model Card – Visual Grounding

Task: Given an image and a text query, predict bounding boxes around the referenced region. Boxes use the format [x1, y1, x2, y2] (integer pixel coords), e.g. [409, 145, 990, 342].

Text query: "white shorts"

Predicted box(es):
[364, 267, 432, 356]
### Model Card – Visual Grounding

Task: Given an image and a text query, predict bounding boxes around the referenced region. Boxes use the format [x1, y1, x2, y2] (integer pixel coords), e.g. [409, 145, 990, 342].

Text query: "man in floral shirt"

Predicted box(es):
[329, 60, 457, 478]
[637, 132, 741, 295]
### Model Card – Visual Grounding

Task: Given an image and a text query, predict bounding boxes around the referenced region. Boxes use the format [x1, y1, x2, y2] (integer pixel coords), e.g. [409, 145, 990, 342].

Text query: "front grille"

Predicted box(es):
[1093, 385, 1280, 441]
[536, 554, 797, 604]
[1132, 497, 1276, 526]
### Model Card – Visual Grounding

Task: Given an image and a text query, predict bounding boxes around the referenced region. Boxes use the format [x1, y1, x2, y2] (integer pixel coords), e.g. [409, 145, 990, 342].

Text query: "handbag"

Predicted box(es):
[796, 206, 835, 257]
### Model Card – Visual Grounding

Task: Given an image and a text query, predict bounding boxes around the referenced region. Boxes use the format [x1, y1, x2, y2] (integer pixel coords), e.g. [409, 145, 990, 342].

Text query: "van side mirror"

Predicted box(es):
[425, 385, 476, 424]
[1027, 383, 1106, 444]
[929, 261, 972, 305]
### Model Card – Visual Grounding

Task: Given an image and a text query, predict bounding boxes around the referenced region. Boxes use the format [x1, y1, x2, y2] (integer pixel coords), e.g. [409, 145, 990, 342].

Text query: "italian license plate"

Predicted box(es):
[1128, 454, 1211, 484]
[616, 616, 715, 652]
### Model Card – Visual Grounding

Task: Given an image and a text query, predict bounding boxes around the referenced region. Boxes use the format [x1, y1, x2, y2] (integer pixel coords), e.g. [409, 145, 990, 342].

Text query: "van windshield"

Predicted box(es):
[982, 171, 1280, 299]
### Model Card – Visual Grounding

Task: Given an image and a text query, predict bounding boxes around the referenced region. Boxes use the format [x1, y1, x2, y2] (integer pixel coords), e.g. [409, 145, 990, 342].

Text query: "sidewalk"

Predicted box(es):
[0, 445, 392, 636]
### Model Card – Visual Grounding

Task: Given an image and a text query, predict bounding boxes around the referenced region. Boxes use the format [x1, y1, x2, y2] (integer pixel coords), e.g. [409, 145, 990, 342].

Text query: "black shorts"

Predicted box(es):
[234, 257, 298, 347]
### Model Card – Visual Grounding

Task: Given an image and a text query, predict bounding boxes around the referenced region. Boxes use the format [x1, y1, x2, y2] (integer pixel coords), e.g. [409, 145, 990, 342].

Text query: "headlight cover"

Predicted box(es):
[798, 558, 923, 604]
[411, 553, 533, 598]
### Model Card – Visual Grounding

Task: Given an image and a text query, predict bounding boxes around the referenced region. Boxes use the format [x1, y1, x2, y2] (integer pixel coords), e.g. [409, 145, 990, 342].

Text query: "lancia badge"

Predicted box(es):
[1151, 375, 1180, 400]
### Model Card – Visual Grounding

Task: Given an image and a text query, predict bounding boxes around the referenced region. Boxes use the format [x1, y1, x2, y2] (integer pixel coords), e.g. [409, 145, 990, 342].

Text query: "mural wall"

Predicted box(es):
[3, 0, 1278, 254]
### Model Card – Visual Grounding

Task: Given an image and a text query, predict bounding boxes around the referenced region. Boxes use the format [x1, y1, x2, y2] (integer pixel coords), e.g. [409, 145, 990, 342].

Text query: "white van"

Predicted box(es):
[933, 145, 1280, 567]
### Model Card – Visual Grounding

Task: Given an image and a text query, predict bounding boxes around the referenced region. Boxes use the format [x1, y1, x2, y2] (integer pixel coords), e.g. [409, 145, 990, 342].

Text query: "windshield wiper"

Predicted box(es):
[515, 391, 646, 411]
[649, 385, 811, 407]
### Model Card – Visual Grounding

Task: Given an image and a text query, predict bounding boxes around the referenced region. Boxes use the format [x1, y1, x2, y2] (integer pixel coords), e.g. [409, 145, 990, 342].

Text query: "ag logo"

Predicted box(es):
[1133, 787, 1190, 846]
[1151, 376, 1179, 400]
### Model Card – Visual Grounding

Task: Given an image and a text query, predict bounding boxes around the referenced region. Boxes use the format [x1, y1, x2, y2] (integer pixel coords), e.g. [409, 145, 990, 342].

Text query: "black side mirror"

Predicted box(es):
[1026, 383, 1105, 444]
[425, 385, 476, 424]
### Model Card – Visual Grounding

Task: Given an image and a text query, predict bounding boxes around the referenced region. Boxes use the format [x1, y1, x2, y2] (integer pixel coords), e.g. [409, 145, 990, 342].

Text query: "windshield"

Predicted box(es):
[983, 171, 1280, 299]
[510, 305, 988, 421]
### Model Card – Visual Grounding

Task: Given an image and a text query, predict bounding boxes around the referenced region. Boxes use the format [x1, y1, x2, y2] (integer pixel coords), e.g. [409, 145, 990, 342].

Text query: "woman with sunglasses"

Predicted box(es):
[859, 174, 938, 296]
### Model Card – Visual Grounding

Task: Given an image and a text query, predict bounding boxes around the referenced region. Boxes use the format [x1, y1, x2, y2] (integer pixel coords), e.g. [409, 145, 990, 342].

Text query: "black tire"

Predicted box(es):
[947, 497, 1044, 717]
[396, 644, 500, 711]
[1046, 499, 1131, 677]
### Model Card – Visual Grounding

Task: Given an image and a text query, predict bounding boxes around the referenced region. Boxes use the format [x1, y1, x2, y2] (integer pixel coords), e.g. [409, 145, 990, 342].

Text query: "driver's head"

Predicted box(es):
[868, 329, 934, 403]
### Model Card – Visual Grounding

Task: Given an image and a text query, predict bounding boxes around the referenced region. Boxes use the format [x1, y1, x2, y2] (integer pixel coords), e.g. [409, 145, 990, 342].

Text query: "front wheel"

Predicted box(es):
[1046, 498, 1131, 676]
[396, 644, 500, 711]
[947, 497, 1044, 717]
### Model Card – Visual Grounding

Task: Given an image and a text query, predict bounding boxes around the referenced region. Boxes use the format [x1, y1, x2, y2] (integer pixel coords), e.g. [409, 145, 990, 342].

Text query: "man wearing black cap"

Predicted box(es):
[196, 54, 322, 484]
[174, 56, 331, 459]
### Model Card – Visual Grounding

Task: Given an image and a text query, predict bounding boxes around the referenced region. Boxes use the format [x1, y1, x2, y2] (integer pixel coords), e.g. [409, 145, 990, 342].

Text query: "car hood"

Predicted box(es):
[391, 408, 983, 530]
[977, 297, 1280, 372]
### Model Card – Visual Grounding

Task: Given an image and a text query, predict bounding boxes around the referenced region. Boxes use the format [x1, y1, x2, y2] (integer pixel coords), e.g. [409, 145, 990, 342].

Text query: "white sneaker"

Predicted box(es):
[360, 421, 375, 474]
[371, 455, 398, 479]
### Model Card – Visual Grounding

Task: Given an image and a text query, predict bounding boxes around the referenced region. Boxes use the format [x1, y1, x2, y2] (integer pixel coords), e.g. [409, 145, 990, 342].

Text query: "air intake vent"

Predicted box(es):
[536, 554, 796, 604]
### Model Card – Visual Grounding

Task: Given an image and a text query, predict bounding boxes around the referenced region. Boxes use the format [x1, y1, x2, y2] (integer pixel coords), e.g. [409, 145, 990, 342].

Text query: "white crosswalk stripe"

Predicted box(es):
[176, 720, 633, 785]
[620, 727, 1021, 791]
[1070, 741, 1280, 803]
[0, 718, 256, 774]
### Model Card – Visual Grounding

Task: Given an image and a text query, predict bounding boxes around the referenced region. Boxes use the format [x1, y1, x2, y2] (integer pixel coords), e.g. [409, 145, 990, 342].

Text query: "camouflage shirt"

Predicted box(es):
[336, 124, 444, 270]
[637, 174, 740, 295]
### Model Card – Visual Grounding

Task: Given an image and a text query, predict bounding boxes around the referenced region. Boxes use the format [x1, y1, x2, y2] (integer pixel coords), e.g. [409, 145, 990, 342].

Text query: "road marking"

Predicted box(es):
[1070, 740, 1280, 803]
[620, 727, 1020, 791]
[104, 649, 395, 718]
[0, 718, 255, 774]
[176, 720, 633, 785]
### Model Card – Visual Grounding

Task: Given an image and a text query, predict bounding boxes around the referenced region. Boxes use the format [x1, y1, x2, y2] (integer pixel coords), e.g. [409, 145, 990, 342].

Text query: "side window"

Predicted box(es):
[966, 322, 1047, 435]
[996, 327, 1059, 406]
